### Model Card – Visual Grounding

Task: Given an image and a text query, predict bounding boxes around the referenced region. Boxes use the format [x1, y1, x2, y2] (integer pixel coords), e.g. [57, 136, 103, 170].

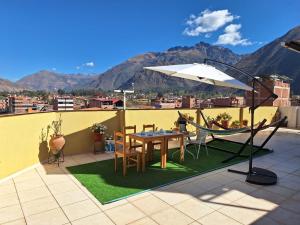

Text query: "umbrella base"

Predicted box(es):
[228, 167, 277, 185]
[246, 167, 277, 185]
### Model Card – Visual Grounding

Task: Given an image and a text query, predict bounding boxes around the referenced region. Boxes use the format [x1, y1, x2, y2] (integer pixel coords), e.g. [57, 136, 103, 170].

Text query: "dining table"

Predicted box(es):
[128, 131, 185, 172]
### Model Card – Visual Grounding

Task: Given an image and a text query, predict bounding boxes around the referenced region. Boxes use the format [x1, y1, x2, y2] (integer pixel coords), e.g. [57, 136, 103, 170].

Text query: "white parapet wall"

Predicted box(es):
[279, 106, 300, 129]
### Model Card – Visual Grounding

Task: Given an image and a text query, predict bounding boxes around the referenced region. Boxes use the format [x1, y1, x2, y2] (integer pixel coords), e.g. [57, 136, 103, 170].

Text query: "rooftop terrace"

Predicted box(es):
[0, 108, 299, 225]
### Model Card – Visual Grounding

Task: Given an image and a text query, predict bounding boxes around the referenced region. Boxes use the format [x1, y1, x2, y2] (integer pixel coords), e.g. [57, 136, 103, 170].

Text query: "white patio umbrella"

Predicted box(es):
[144, 63, 252, 91]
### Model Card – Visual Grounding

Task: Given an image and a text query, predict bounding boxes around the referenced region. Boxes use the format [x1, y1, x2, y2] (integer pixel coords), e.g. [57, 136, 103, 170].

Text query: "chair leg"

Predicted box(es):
[137, 154, 141, 172]
[114, 154, 118, 172]
[205, 143, 208, 156]
[123, 157, 127, 176]
[197, 142, 201, 159]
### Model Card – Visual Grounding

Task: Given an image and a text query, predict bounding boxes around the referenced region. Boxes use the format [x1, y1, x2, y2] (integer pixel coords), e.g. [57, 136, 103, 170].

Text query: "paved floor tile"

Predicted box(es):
[127, 192, 152, 202]
[21, 196, 59, 216]
[0, 192, 19, 209]
[0, 204, 24, 224]
[279, 198, 300, 214]
[14, 177, 45, 191]
[26, 208, 69, 225]
[198, 211, 241, 225]
[197, 192, 232, 210]
[174, 198, 214, 220]
[105, 203, 145, 225]
[0, 183, 16, 196]
[47, 180, 79, 195]
[13, 170, 40, 183]
[54, 189, 88, 206]
[132, 195, 169, 215]
[218, 203, 266, 225]
[62, 199, 101, 221]
[2, 218, 27, 225]
[267, 207, 300, 225]
[152, 190, 191, 205]
[18, 186, 51, 203]
[71, 212, 114, 225]
[151, 207, 193, 225]
[128, 217, 158, 225]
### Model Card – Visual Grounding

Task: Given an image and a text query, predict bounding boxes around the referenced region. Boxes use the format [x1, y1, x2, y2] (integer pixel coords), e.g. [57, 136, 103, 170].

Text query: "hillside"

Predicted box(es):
[16, 70, 97, 91]
[91, 42, 242, 91]
[235, 26, 300, 93]
[0, 78, 23, 92]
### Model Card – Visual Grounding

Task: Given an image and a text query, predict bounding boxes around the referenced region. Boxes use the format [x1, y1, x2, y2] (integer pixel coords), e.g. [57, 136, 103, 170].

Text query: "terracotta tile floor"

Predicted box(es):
[0, 128, 300, 225]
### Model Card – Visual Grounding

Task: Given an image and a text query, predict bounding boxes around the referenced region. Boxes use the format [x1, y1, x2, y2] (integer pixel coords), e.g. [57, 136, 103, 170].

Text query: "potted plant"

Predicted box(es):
[218, 112, 232, 129]
[49, 115, 65, 155]
[91, 123, 107, 141]
[206, 116, 214, 128]
[231, 120, 241, 128]
[242, 119, 248, 127]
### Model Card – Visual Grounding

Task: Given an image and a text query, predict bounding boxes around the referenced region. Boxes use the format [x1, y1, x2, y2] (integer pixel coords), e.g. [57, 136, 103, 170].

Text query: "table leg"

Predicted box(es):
[160, 139, 164, 168]
[162, 138, 168, 168]
[147, 142, 154, 162]
[180, 135, 184, 162]
[142, 142, 146, 172]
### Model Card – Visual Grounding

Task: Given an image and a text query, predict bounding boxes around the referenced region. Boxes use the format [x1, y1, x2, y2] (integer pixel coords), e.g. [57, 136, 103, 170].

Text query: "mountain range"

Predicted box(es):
[1, 25, 300, 94]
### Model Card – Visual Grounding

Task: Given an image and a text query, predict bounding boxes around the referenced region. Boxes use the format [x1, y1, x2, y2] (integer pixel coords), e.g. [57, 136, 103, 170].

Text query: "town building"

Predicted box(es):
[211, 96, 245, 107]
[8, 96, 35, 114]
[245, 74, 291, 107]
[182, 95, 196, 108]
[53, 96, 74, 111]
[88, 97, 123, 109]
[151, 97, 181, 109]
[0, 98, 9, 113]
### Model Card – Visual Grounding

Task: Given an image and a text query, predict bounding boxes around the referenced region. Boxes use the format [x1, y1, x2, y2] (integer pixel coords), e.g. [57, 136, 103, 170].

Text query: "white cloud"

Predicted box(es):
[215, 24, 252, 46]
[84, 62, 95, 67]
[183, 9, 239, 36]
[76, 61, 95, 70]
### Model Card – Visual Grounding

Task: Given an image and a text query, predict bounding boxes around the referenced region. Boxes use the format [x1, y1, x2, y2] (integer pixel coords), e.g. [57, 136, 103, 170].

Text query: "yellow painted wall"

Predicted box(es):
[243, 107, 278, 124]
[200, 108, 241, 126]
[125, 109, 197, 132]
[58, 110, 123, 155]
[0, 107, 278, 180]
[0, 110, 121, 179]
[0, 112, 55, 179]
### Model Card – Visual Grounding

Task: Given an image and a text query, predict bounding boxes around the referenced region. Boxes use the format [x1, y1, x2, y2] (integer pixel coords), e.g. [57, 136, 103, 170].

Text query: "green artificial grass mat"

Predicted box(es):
[67, 140, 270, 204]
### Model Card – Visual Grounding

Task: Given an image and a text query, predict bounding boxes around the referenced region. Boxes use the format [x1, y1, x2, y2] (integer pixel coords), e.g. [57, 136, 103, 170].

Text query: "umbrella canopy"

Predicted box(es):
[144, 63, 252, 91]
[282, 40, 300, 53]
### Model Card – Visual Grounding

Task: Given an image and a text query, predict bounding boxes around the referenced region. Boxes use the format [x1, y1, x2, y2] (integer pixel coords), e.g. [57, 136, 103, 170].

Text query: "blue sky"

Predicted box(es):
[0, 0, 299, 80]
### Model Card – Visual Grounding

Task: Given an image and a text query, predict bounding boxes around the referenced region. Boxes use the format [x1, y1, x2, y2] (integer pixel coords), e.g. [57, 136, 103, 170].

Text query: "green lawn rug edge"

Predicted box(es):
[67, 140, 271, 204]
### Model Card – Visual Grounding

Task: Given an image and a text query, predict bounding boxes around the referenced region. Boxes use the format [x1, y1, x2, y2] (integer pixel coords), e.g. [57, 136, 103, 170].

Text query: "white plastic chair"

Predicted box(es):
[187, 130, 208, 159]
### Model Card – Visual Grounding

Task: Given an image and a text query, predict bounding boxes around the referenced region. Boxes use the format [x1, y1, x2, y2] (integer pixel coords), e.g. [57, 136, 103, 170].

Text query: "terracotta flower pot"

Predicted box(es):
[93, 133, 103, 142]
[49, 135, 65, 155]
[221, 120, 229, 129]
[242, 120, 248, 127]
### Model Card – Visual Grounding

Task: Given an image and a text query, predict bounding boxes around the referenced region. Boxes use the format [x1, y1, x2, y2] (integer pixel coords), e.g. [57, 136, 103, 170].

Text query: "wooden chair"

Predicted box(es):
[143, 124, 161, 146]
[123, 125, 142, 149]
[114, 131, 140, 176]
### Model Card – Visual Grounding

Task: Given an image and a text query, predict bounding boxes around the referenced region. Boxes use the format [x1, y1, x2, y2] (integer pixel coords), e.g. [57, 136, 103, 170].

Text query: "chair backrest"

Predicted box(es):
[114, 131, 126, 156]
[143, 124, 156, 132]
[198, 130, 208, 142]
[123, 125, 137, 136]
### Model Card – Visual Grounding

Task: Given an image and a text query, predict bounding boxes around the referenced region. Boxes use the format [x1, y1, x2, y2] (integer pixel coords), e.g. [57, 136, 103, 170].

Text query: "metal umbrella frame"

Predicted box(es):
[145, 59, 279, 185]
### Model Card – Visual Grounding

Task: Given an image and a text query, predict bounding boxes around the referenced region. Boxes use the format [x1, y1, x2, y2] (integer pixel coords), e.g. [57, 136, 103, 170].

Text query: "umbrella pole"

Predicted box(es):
[201, 59, 278, 185]
[244, 79, 277, 185]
